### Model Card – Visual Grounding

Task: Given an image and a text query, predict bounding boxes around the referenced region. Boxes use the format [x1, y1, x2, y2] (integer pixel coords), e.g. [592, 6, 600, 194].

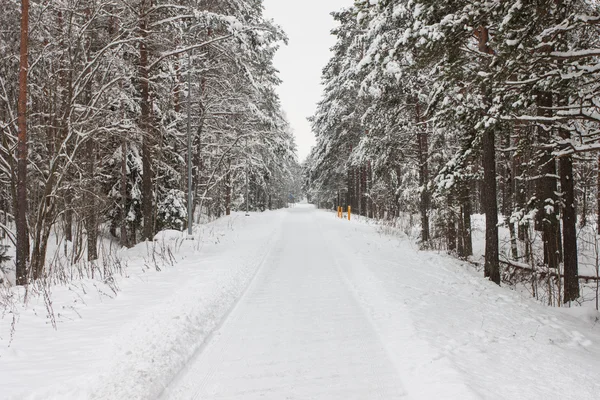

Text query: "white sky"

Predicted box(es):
[262, 0, 353, 163]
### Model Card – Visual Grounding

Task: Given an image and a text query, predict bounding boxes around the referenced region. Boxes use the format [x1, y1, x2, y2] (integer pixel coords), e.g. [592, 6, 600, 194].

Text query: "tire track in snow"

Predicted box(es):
[158, 219, 285, 398]
[165, 207, 407, 399]
[319, 213, 482, 400]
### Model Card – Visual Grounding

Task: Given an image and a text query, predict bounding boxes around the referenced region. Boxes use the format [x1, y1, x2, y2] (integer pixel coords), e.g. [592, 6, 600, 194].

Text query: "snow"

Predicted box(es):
[1, 211, 285, 399]
[3, 208, 600, 399]
[153, 229, 186, 241]
[164, 207, 409, 399]
[337, 216, 600, 399]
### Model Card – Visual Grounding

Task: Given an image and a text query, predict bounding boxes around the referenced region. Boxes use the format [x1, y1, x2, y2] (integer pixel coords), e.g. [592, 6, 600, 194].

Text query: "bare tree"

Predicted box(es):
[16, 0, 29, 285]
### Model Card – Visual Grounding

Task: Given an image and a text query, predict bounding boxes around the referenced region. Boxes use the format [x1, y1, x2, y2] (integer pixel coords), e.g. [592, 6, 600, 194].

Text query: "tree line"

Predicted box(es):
[305, 0, 600, 305]
[1, 0, 299, 286]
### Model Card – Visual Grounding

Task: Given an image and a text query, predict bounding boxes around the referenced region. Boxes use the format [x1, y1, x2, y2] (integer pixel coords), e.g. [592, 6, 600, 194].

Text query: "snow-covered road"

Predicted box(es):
[164, 206, 600, 400]
[164, 206, 408, 399]
[3, 206, 600, 399]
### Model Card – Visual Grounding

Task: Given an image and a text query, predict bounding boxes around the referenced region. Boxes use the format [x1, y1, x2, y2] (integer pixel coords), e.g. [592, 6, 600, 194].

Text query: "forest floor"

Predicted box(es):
[2, 206, 600, 399]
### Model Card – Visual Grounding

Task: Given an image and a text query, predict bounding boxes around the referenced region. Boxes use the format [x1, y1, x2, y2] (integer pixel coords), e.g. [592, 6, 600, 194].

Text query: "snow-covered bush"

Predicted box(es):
[157, 190, 188, 231]
[0, 246, 11, 286]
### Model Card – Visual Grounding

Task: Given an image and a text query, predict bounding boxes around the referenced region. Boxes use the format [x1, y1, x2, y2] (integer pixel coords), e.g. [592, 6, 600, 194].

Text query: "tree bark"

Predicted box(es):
[120, 141, 129, 247]
[367, 162, 374, 218]
[16, 0, 30, 286]
[84, 13, 98, 261]
[416, 102, 430, 242]
[461, 186, 473, 257]
[225, 159, 231, 216]
[447, 204, 457, 253]
[597, 151, 600, 234]
[536, 91, 561, 272]
[580, 183, 587, 228]
[85, 139, 98, 261]
[139, 1, 154, 241]
[479, 25, 500, 284]
[457, 204, 465, 257]
[361, 165, 367, 216]
[483, 127, 500, 284]
[559, 128, 580, 302]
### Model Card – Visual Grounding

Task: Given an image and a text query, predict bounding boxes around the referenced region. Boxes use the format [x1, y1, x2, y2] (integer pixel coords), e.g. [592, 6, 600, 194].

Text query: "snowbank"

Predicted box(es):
[0, 211, 284, 399]
[325, 211, 600, 399]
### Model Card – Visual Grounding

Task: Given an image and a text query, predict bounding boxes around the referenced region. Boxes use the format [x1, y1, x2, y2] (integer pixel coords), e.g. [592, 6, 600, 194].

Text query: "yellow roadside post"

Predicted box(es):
[348, 206, 351, 221]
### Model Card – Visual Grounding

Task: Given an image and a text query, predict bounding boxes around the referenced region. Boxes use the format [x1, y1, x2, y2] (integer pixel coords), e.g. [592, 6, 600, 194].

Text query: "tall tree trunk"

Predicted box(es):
[347, 167, 354, 211]
[191, 82, 205, 221]
[597, 151, 600, 234]
[84, 15, 98, 261]
[225, 159, 231, 216]
[457, 203, 465, 258]
[354, 167, 359, 212]
[447, 197, 457, 253]
[64, 191, 73, 242]
[580, 183, 587, 228]
[483, 126, 500, 284]
[479, 25, 500, 284]
[139, 2, 154, 241]
[552, 0, 578, 305]
[416, 102, 430, 242]
[16, 0, 29, 286]
[461, 186, 473, 257]
[120, 140, 129, 247]
[516, 130, 529, 242]
[560, 129, 579, 302]
[504, 126, 519, 261]
[54, 9, 72, 248]
[361, 165, 367, 216]
[367, 162, 374, 218]
[85, 139, 98, 261]
[536, 91, 560, 272]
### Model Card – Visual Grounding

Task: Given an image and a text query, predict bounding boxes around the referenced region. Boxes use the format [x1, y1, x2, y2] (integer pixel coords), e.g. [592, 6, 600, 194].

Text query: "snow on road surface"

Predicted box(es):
[164, 205, 600, 399]
[1, 212, 285, 399]
[2, 206, 600, 399]
[163, 206, 410, 399]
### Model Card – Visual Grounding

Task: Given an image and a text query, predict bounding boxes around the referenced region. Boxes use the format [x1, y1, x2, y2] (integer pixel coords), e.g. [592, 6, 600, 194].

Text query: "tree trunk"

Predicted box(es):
[16, 0, 30, 286]
[479, 25, 500, 284]
[536, 91, 560, 272]
[85, 139, 98, 261]
[367, 162, 374, 218]
[457, 204, 465, 258]
[139, 2, 154, 241]
[461, 186, 473, 257]
[120, 140, 129, 247]
[354, 167, 360, 212]
[580, 183, 587, 228]
[84, 17, 98, 261]
[347, 168, 354, 211]
[515, 128, 529, 242]
[483, 127, 500, 284]
[447, 195, 457, 252]
[64, 192, 73, 243]
[560, 128, 579, 302]
[508, 218, 518, 261]
[225, 160, 231, 216]
[416, 102, 430, 242]
[597, 151, 600, 234]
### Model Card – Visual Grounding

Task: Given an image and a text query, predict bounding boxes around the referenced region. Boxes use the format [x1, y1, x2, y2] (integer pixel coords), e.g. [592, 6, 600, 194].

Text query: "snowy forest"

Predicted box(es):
[0, 0, 301, 287]
[3, 1, 600, 398]
[305, 0, 600, 306]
